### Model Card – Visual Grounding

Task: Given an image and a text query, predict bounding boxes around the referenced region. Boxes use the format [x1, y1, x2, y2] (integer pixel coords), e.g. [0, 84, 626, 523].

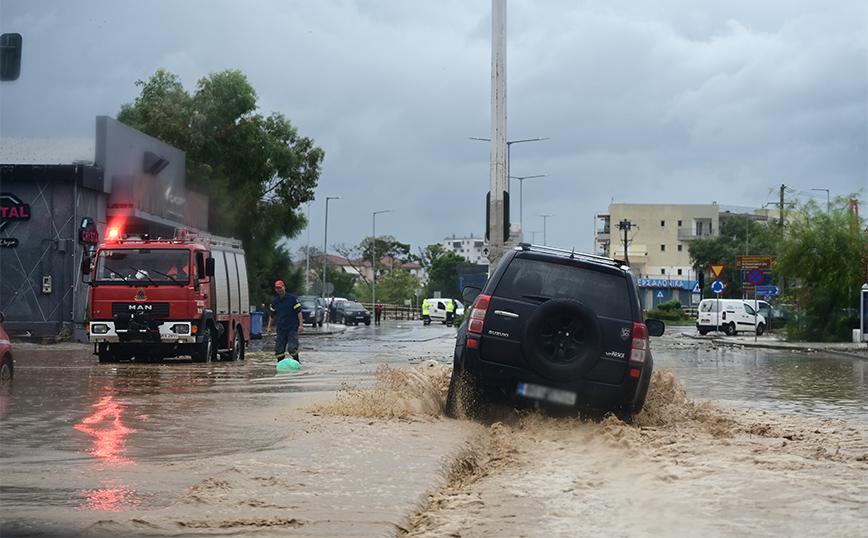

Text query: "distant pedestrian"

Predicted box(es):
[266, 280, 303, 363]
[375, 301, 382, 325]
[422, 300, 430, 325]
[329, 299, 338, 323]
[446, 299, 455, 327]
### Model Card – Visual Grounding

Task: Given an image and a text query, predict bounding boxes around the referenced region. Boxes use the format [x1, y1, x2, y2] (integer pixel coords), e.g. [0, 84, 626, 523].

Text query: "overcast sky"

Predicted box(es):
[1, 0, 866, 260]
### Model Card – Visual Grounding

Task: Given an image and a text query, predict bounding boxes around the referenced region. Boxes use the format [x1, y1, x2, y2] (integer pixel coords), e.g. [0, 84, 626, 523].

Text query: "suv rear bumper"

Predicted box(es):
[456, 341, 650, 411]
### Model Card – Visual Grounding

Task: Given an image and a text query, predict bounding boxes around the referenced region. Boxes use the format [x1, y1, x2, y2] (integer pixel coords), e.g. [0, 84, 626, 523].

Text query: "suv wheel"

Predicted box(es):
[445, 370, 485, 420]
[521, 299, 603, 380]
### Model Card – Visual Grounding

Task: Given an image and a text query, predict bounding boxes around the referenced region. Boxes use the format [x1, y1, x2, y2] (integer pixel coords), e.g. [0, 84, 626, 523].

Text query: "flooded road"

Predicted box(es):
[1, 323, 867, 537]
[653, 332, 868, 423]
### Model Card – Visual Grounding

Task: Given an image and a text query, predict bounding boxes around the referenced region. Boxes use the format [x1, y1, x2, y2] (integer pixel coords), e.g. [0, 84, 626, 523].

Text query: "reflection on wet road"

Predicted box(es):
[0, 322, 458, 533]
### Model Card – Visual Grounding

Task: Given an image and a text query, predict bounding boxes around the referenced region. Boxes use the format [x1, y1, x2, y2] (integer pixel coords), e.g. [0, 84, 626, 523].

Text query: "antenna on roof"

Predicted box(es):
[569, 248, 576, 259]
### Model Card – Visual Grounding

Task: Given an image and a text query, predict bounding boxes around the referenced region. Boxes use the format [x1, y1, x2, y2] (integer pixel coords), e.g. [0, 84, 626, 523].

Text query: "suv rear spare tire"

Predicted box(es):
[521, 298, 603, 380]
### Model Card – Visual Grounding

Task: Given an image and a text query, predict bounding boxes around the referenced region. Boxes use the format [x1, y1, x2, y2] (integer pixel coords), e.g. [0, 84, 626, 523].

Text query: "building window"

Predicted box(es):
[660, 268, 666, 275]
[678, 245, 683, 252]
[660, 244, 665, 252]
[661, 220, 665, 227]
[677, 269, 683, 276]
[678, 220, 682, 227]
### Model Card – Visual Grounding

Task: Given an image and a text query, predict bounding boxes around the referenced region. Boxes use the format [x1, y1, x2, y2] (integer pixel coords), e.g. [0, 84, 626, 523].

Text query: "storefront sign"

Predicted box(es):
[79, 218, 100, 245]
[0, 193, 31, 231]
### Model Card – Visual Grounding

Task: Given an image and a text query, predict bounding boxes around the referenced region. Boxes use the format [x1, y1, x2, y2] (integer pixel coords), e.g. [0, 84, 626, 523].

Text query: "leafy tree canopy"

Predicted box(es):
[425, 250, 470, 300]
[117, 68, 325, 306]
[775, 195, 867, 342]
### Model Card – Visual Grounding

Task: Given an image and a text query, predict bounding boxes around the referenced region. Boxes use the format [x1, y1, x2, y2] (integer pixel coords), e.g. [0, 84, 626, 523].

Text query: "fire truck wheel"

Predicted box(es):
[193, 326, 215, 363]
[230, 327, 245, 361]
[97, 343, 120, 363]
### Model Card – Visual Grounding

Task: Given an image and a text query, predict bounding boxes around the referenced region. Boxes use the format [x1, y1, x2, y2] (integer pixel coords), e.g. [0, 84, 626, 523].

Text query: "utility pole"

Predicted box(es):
[487, 0, 508, 270]
[618, 219, 634, 264]
[779, 184, 786, 227]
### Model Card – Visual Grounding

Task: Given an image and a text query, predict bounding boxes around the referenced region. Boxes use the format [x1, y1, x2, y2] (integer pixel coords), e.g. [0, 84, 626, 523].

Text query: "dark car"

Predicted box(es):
[447, 244, 665, 421]
[1, 312, 12, 381]
[337, 301, 371, 326]
[299, 296, 324, 327]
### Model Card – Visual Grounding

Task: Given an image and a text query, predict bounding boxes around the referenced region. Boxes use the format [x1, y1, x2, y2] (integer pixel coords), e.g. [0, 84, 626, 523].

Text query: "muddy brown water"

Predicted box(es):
[1, 324, 866, 537]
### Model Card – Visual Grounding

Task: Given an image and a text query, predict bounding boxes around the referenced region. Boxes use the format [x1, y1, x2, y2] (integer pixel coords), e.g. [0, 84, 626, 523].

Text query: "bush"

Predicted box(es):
[647, 299, 689, 322]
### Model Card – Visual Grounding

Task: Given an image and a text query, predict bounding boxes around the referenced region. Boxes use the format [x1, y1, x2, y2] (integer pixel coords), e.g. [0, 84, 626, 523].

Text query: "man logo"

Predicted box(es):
[128, 304, 153, 312]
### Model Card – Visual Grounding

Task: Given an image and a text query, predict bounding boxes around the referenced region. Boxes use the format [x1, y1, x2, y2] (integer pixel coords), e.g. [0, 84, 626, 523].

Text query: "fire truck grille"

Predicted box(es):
[112, 303, 171, 318]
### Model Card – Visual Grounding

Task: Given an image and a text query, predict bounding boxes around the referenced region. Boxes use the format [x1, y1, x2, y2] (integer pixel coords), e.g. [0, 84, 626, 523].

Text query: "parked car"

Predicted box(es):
[336, 301, 371, 326]
[1, 312, 12, 381]
[298, 296, 324, 327]
[447, 243, 665, 420]
[696, 299, 766, 336]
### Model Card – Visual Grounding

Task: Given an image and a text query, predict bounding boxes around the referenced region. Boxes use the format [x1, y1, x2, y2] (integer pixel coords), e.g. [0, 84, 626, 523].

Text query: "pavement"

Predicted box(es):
[672, 327, 868, 360]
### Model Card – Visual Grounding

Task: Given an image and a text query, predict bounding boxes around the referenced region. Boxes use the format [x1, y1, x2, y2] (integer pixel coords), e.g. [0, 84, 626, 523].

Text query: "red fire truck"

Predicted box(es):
[83, 228, 249, 363]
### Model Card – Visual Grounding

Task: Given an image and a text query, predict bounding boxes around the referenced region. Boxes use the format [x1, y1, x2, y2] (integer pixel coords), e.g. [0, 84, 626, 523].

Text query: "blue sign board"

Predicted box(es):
[755, 286, 780, 296]
[711, 280, 725, 294]
[457, 264, 489, 292]
[638, 278, 697, 290]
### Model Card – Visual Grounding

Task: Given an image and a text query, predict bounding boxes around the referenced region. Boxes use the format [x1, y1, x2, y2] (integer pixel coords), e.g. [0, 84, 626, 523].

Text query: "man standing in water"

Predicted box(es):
[266, 280, 304, 363]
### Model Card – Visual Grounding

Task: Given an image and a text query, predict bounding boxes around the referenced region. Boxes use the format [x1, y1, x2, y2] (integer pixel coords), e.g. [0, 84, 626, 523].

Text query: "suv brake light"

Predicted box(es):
[630, 322, 649, 365]
[467, 294, 491, 335]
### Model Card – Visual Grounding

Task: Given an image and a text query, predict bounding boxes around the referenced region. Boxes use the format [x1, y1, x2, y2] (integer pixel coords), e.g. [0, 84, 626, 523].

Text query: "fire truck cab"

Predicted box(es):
[83, 228, 249, 363]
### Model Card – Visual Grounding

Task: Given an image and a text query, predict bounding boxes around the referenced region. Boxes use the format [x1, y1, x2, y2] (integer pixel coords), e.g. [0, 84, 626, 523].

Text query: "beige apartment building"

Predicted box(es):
[594, 203, 777, 309]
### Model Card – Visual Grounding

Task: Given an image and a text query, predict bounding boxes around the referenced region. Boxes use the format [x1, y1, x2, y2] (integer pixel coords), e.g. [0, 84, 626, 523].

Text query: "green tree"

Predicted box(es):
[354, 268, 418, 305]
[775, 195, 867, 342]
[425, 251, 470, 299]
[117, 68, 324, 307]
[335, 236, 410, 287]
[689, 214, 781, 297]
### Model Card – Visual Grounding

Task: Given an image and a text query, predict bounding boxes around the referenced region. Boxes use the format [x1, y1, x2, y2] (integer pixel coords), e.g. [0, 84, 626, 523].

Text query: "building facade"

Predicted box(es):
[594, 203, 777, 309]
[442, 234, 487, 264]
[1, 116, 207, 337]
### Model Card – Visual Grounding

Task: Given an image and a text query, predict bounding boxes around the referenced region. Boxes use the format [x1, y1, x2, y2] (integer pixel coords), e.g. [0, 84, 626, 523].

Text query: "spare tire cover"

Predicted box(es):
[521, 298, 603, 380]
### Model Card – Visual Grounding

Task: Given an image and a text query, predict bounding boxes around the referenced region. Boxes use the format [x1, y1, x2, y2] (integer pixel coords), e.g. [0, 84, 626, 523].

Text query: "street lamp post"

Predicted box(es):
[470, 137, 548, 184]
[372, 209, 394, 306]
[322, 196, 342, 309]
[509, 174, 545, 229]
[305, 201, 311, 293]
[537, 214, 554, 246]
[811, 188, 830, 215]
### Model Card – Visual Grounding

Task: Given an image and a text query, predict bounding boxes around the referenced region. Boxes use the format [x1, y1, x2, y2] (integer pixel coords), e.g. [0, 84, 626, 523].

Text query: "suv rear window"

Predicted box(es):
[494, 258, 633, 319]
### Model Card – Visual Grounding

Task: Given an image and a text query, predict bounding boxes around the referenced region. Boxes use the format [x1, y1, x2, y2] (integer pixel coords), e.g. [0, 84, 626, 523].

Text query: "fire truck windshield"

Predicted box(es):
[95, 248, 191, 286]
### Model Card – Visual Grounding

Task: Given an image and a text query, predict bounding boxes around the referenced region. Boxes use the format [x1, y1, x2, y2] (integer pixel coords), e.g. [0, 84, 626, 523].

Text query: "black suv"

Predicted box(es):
[337, 301, 372, 326]
[447, 244, 665, 420]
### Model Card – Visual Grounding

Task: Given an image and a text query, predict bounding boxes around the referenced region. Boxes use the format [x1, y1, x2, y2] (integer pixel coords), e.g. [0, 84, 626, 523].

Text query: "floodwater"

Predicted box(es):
[652, 334, 868, 423]
[1, 323, 867, 537]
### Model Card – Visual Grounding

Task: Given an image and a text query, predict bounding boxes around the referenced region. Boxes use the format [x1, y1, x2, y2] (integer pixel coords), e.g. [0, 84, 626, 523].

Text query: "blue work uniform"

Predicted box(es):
[270, 292, 302, 362]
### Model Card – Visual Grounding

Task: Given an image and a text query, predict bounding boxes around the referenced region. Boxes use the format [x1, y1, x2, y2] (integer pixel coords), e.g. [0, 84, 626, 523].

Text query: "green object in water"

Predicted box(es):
[277, 358, 300, 371]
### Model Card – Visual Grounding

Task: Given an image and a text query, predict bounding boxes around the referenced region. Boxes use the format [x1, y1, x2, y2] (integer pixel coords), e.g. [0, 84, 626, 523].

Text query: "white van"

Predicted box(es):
[696, 299, 766, 336]
[425, 298, 462, 325]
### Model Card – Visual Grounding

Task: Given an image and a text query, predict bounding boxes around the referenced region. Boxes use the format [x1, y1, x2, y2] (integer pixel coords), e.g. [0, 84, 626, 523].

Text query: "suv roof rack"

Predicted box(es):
[515, 243, 629, 268]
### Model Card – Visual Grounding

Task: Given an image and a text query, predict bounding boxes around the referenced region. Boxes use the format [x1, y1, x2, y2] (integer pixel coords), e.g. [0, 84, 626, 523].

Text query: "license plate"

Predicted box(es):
[516, 382, 577, 406]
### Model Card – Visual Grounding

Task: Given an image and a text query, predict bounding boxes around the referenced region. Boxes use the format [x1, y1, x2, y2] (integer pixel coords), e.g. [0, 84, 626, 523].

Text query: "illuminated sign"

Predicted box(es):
[0, 192, 31, 231]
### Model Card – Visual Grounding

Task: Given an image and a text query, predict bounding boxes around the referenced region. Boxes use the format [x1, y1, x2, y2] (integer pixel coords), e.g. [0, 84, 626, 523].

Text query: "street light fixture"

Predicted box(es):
[322, 196, 342, 310]
[469, 137, 548, 180]
[509, 174, 545, 229]
[372, 209, 394, 307]
[811, 188, 830, 215]
[537, 214, 554, 246]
